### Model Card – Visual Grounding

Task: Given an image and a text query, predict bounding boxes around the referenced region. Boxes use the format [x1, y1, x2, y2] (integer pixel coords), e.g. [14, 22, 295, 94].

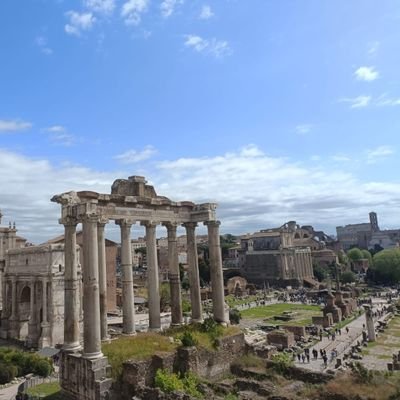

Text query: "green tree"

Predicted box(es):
[347, 248, 364, 262]
[338, 251, 348, 265]
[340, 270, 356, 284]
[313, 264, 328, 282]
[160, 282, 171, 312]
[179, 263, 185, 282]
[198, 258, 210, 285]
[371, 248, 400, 284]
[361, 249, 372, 264]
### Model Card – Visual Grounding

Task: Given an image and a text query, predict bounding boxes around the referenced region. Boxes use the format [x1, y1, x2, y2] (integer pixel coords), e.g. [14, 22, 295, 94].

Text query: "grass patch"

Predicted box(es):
[232, 354, 265, 370]
[324, 371, 400, 400]
[166, 323, 241, 351]
[241, 303, 321, 326]
[103, 332, 177, 380]
[26, 382, 61, 399]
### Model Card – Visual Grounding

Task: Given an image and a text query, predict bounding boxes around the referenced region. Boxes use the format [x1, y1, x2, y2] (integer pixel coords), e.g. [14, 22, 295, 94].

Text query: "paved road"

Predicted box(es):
[0, 381, 25, 400]
[294, 299, 390, 372]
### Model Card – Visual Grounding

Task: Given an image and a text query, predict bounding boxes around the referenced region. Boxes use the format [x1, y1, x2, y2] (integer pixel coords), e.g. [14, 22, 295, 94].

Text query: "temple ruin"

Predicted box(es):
[51, 176, 227, 400]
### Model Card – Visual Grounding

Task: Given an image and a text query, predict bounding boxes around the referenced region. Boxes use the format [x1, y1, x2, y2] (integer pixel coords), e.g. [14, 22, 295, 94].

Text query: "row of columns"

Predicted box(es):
[62, 215, 227, 360]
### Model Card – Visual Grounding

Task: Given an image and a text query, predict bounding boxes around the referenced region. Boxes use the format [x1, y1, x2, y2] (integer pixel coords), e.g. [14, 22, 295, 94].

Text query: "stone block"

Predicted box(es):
[267, 330, 295, 350]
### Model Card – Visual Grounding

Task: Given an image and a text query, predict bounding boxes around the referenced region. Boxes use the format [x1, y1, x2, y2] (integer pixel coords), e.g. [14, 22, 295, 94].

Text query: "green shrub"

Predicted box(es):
[181, 330, 198, 347]
[350, 362, 373, 383]
[0, 362, 17, 384]
[155, 369, 202, 398]
[33, 359, 53, 377]
[200, 317, 223, 349]
[229, 309, 241, 325]
[155, 369, 184, 393]
[270, 352, 293, 374]
[182, 299, 192, 313]
[182, 372, 202, 398]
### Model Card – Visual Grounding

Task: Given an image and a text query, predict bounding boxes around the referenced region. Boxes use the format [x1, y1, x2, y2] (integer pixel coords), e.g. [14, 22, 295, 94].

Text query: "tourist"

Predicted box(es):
[306, 353, 310, 363]
[297, 353, 301, 362]
[319, 332, 323, 341]
[346, 326, 349, 334]
[323, 354, 328, 367]
[301, 354, 306, 363]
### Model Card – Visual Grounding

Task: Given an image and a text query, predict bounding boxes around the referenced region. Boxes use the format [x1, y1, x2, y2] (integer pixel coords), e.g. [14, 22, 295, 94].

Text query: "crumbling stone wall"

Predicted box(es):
[119, 332, 245, 400]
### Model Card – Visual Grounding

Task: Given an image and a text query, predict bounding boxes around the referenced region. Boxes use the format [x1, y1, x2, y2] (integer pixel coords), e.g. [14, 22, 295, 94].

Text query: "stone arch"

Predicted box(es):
[20, 285, 30, 303]
[294, 233, 301, 239]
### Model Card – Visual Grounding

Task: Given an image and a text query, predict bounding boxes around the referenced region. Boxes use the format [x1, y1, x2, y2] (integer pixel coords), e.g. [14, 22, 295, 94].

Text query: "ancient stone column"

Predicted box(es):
[10, 276, 17, 320]
[164, 222, 182, 325]
[365, 305, 376, 342]
[205, 220, 227, 324]
[39, 277, 51, 347]
[82, 214, 102, 359]
[183, 222, 202, 323]
[63, 220, 81, 352]
[117, 220, 136, 335]
[143, 221, 161, 330]
[27, 280, 36, 346]
[98, 221, 109, 341]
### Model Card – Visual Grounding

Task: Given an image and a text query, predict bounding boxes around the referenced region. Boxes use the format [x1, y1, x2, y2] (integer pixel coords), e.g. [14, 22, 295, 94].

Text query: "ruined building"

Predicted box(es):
[239, 221, 315, 287]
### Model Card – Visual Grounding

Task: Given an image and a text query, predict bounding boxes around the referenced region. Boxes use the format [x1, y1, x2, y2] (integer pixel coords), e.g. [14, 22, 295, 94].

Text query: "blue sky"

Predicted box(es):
[1, 0, 400, 243]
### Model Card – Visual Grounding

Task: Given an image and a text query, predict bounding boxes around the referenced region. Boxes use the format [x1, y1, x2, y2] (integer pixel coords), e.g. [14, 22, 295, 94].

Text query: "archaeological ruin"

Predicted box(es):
[51, 176, 228, 400]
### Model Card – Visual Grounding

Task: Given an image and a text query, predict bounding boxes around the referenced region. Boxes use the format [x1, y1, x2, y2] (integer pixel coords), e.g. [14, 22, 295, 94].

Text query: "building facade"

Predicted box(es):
[336, 212, 379, 250]
[239, 221, 314, 287]
[0, 244, 82, 348]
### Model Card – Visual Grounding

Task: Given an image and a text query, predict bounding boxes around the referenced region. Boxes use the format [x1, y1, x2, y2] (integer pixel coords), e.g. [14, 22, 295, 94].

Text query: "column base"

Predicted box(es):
[82, 351, 104, 360]
[191, 318, 203, 324]
[63, 342, 82, 353]
[39, 323, 51, 348]
[60, 352, 112, 400]
[121, 331, 136, 337]
[148, 327, 161, 333]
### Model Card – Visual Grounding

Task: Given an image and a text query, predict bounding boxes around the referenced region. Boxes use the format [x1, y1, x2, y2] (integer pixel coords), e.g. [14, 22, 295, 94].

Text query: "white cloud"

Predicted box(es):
[199, 5, 214, 19]
[376, 94, 400, 107]
[3, 145, 400, 243]
[354, 66, 379, 82]
[114, 145, 157, 163]
[84, 0, 116, 15]
[331, 154, 351, 162]
[339, 95, 371, 108]
[121, 0, 149, 25]
[44, 126, 75, 146]
[0, 119, 32, 133]
[35, 36, 53, 55]
[367, 41, 380, 56]
[65, 11, 96, 35]
[184, 35, 231, 58]
[366, 145, 395, 164]
[160, 0, 183, 18]
[295, 124, 313, 135]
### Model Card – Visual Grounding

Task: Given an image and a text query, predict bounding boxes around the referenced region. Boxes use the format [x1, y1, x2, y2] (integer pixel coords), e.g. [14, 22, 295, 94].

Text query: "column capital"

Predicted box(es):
[97, 216, 109, 227]
[141, 221, 158, 228]
[182, 221, 197, 230]
[115, 218, 135, 228]
[81, 213, 100, 224]
[162, 221, 178, 230]
[204, 220, 221, 227]
[61, 216, 78, 227]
